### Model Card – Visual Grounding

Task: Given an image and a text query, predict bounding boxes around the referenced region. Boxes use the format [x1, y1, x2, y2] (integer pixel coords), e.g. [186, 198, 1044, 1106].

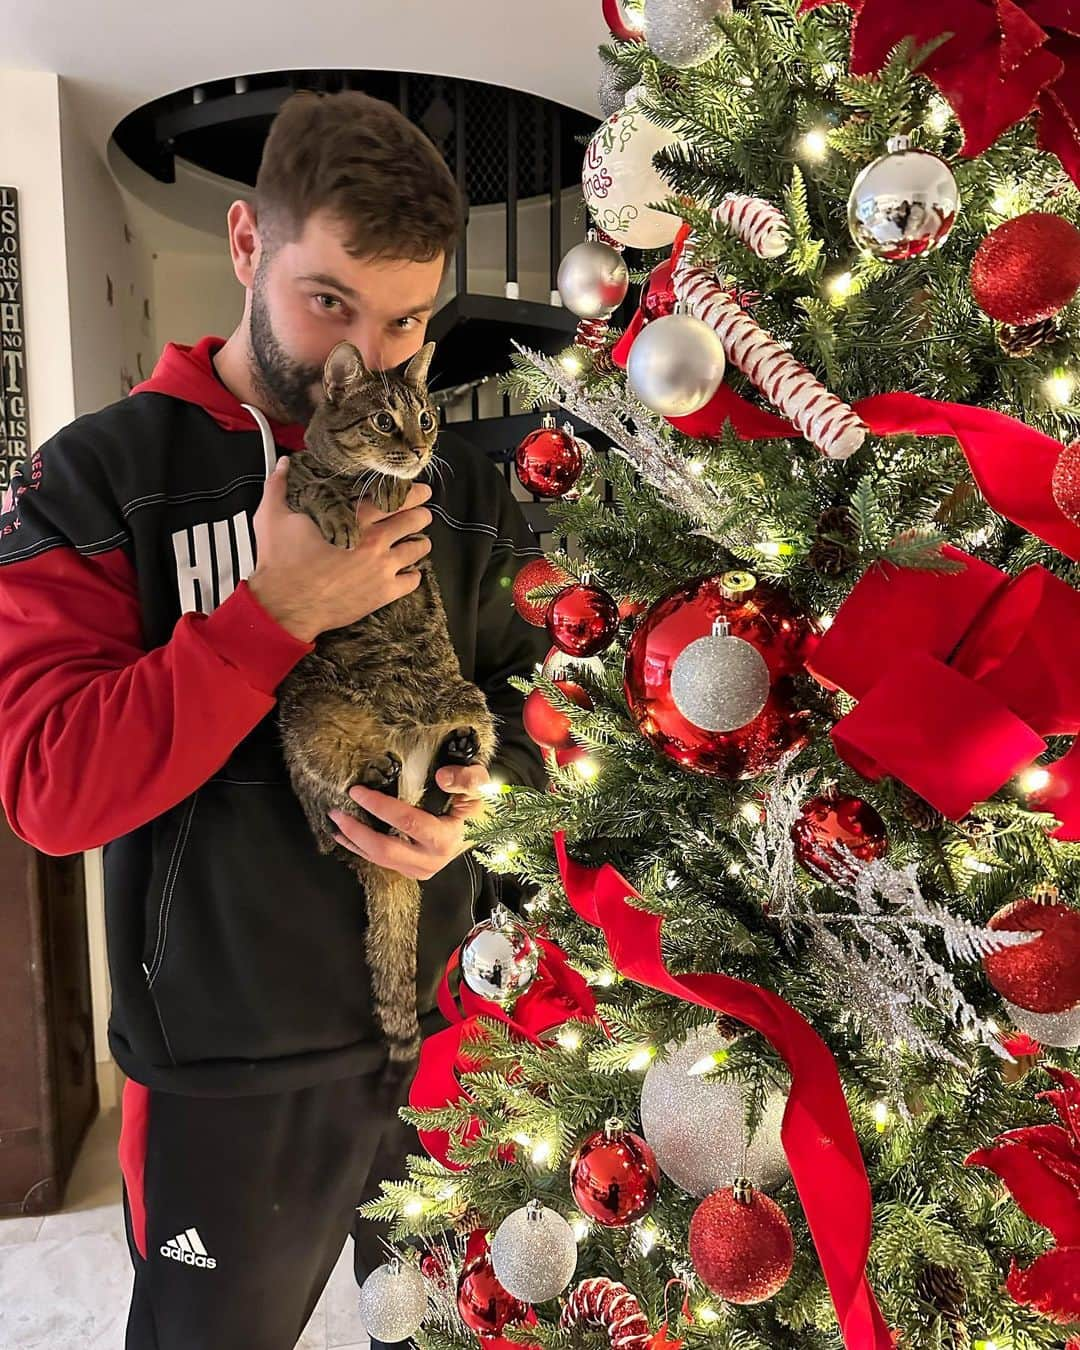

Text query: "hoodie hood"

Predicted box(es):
[131, 335, 309, 450]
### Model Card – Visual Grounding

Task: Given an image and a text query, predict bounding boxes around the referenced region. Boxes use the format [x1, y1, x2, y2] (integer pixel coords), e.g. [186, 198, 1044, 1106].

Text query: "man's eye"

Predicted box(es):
[373, 413, 396, 433]
[315, 294, 344, 313]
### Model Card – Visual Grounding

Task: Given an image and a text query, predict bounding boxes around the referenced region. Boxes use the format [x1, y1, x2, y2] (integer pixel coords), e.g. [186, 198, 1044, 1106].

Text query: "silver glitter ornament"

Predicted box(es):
[669, 618, 770, 731]
[640, 1025, 789, 1197]
[644, 0, 731, 68]
[1003, 997, 1080, 1048]
[557, 235, 630, 320]
[598, 63, 637, 118]
[357, 1257, 429, 1343]
[491, 1200, 579, 1302]
[848, 135, 960, 262]
[460, 904, 539, 1006]
[626, 310, 726, 416]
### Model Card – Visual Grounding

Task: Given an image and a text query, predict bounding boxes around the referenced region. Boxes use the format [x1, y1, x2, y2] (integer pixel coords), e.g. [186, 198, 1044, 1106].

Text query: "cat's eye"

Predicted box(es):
[419, 411, 435, 432]
[373, 412, 396, 433]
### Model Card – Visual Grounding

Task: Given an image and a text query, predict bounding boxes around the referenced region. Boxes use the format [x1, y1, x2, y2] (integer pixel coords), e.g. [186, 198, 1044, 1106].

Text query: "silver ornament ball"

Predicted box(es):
[491, 1200, 579, 1303]
[598, 63, 637, 118]
[848, 135, 959, 262]
[670, 631, 770, 732]
[626, 312, 726, 416]
[645, 0, 731, 68]
[1003, 997, 1080, 1048]
[640, 1025, 789, 1197]
[357, 1259, 429, 1343]
[460, 904, 539, 1006]
[557, 238, 630, 320]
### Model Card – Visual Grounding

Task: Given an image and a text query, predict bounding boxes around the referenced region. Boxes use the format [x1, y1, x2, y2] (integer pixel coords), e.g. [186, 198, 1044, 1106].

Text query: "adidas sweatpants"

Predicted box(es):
[118, 1066, 419, 1350]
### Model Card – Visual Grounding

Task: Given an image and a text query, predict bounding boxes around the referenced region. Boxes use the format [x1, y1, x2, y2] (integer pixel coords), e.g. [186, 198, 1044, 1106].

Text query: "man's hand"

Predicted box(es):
[328, 765, 491, 880]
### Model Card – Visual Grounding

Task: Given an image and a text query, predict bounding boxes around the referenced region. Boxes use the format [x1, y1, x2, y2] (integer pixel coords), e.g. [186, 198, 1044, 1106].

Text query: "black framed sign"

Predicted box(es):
[0, 186, 30, 497]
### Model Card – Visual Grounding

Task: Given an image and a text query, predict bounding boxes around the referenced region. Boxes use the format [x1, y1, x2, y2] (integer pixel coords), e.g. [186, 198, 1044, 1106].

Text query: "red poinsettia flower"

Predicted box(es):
[799, 0, 1080, 187]
[966, 1069, 1080, 1322]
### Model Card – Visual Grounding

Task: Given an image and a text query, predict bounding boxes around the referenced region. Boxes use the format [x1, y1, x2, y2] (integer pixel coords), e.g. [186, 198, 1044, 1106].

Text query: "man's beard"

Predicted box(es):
[248, 262, 325, 424]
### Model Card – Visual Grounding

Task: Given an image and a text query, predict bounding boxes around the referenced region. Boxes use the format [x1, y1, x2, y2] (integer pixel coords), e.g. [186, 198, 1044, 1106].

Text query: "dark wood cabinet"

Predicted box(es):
[0, 817, 98, 1214]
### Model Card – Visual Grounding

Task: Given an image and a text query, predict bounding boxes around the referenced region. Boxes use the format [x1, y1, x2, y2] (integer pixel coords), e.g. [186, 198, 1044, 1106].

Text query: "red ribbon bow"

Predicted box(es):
[552, 831, 894, 1350]
[806, 546, 1080, 833]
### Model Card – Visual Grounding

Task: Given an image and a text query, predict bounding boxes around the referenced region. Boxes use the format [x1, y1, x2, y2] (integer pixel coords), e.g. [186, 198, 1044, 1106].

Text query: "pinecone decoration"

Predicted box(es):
[452, 1206, 486, 1235]
[591, 345, 617, 375]
[915, 1263, 969, 1349]
[658, 69, 682, 94]
[998, 316, 1059, 356]
[808, 505, 858, 576]
[896, 781, 944, 831]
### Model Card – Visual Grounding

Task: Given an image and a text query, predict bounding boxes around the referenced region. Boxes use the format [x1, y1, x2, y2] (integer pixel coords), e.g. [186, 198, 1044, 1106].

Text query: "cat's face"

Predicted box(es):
[304, 340, 439, 486]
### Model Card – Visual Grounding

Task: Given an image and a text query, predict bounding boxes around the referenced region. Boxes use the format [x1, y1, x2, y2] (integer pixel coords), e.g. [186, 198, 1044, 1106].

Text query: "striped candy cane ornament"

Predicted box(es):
[561, 1278, 653, 1350]
[712, 194, 791, 259]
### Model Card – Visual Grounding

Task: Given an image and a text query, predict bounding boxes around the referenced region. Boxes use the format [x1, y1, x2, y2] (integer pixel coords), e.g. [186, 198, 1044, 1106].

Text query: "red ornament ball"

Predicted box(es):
[983, 893, 1080, 1014]
[547, 582, 621, 658]
[639, 258, 677, 324]
[689, 1185, 794, 1304]
[513, 557, 571, 626]
[457, 1250, 529, 1336]
[554, 743, 588, 769]
[522, 680, 593, 751]
[970, 213, 1080, 326]
[514, 422, 584, 499]
[570, 1127, 660, 1227]
[421, 1250, 451, 1291]
[1052, 441, 1080, 528]
[791, 792, 888, 880]
[623, 573, 814, 779]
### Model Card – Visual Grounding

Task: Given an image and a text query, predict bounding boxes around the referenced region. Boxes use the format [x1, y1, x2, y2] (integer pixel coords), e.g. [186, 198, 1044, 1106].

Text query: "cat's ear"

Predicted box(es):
[402, 341, 435, 391]
[322, 341, 369, 405]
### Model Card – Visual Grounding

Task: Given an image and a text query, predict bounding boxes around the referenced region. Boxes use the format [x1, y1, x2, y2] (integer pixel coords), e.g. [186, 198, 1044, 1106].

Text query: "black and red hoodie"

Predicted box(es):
[0, 335, 550, 1097]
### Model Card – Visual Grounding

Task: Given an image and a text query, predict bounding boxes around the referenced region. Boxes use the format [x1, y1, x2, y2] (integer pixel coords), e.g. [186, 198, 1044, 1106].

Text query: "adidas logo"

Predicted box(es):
[160, 1227, 217, 1270]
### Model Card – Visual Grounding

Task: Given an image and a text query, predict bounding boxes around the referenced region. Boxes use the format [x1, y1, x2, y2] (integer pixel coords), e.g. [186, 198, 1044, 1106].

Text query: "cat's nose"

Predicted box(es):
[411, 446, 425, 460]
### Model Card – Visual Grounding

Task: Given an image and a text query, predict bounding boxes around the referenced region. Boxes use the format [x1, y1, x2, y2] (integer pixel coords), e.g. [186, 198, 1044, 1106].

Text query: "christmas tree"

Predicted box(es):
[356, 0, 1080, 1346]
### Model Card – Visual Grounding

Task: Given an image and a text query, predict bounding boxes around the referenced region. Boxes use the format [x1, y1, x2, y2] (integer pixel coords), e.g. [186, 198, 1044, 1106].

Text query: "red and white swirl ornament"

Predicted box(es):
[712, 195, 791, 259]
[561, 1278, 652, 1350]
[672, 235, 867, 459]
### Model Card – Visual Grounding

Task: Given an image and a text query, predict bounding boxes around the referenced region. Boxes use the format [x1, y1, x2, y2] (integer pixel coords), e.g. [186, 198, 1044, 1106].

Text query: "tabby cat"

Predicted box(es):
[276, 339, 498, 1066]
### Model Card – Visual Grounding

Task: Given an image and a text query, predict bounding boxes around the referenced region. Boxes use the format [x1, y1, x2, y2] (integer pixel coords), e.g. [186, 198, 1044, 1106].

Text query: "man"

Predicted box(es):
[0, 89, 549, 1348]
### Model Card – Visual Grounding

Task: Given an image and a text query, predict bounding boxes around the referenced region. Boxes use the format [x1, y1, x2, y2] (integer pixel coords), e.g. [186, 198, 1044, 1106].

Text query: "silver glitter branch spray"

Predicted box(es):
[511, 340, 740, 544]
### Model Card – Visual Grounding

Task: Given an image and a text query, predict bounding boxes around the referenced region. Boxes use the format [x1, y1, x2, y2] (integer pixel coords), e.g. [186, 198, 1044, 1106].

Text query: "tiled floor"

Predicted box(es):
[0, 1102, 372, 1349]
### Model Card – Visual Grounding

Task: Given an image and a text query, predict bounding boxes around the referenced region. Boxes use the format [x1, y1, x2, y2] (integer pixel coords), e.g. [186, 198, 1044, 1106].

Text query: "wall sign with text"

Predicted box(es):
[0, 186, 30, 497]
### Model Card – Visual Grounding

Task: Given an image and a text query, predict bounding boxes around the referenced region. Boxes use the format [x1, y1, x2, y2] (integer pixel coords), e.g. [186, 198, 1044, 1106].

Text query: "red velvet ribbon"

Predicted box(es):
[410, 936, 598, 1171]
[806, 547, 1080, 833]
[615, 234, 1080, 562]
[552, 830, 893, 1349]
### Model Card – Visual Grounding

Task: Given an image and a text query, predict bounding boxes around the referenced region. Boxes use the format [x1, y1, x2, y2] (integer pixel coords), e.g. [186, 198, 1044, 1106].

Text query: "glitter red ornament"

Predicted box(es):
[791, 792, 889, 879]
[983, 889, 1080, 1014]
[1053, 441, 1080, 528]
[547, 581, 621, 657]
[689, 1182, 794, 1304]
[623, 572, 815, 779]
[522, 681, 593, 751]
[639, 258, 678, 325]
[514, 415, 584, 499]
[970, 213, 1080, 326]
[570, 1124, 660, 1227]
[456, 1248, 530, 1337]
[513, 557, 571, 627]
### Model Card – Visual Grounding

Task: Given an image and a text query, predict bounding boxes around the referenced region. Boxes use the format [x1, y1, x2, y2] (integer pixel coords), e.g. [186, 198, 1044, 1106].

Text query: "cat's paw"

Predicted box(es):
[442, 726, 481, 766]
[347, 752, 402, 835]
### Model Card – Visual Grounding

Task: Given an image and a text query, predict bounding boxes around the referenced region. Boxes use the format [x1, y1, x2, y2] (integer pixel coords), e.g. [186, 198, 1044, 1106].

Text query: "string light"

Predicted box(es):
[740, 801, 764, 825]
[926, 97, 952, 132]
[557, 1027, 582, 1051]
[574, 756, 600, 781]
[404, 1196, 427, 1217]
[827, 270, 854, 303]
[688, 459, 705, 475]
[637, 1221, 659, 1254]
[754, 539, 794, 557]
[799, 127, 829, 160]
[818, 611, 835, 631]
[872, 1100, 890, 1133]
[531, 1139, 554, 1166]
[727, 861, 743, 877]
[689, 1049, 728, 1076]
[627, 1045, 655, 1072]
[1018, 765, 1051, 793]
[573, 1217, 591, 1241]
[1044, 368, 1075, 405]
[594, 968, 616, 987]
[696, 1305, 720, 1323]
[478, 777, 504, 797]
[560, 351, 584, 375]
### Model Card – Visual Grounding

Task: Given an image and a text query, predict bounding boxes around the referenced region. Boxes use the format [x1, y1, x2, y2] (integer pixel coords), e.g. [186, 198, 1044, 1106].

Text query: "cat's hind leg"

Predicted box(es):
[346, 751, 402, 836]
[418, 725, 484, 818]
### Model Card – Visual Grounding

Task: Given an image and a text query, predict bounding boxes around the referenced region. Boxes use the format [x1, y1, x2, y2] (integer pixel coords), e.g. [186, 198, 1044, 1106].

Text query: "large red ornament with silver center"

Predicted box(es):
[514, 415, 584, 499]
[623, 572, 815, 778]
[983, 890, 1080, 1014]
[791, 792, 888, 879]
[970, 213, 1080, 326]
[570, 1125, 660, 1227]
[523, 681, 593, 751]
[689, 1183, 794, 1304]
[513, 557, 571, 627]
[547, 581, 621, 657]
[456, 1248, 529, 1336]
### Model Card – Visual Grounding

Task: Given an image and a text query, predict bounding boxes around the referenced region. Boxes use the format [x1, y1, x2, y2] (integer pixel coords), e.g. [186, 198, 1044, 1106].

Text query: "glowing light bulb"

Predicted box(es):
[799, 127, 829, 160]
[404, 1197, 427, 1217]
[827, 270, 854, 303]
[478, 777, 503, 796]
[638, 1222, 659, 1254]
[1018, 765, 1051, 793]
[697, 1305, 720, 1323]
[531, 1139, 553, 1166]
[740, 801, 764, 825]
[689, 1051, 726, 1076]
[558, 1027, 582, 1051]
[560, 352, 583, 375]
[573, 1217, 591, 1241]
[688, 459, 705, 475]
[1045, 369, 1075, 405]
[727, 861, 743, 877]
[628, 1045, 655, 1072]
[595, 968, 616, 987]
[574, 757, 600, 781]
[926, 97, 951, 132]
[872, 1100, 890, 1132]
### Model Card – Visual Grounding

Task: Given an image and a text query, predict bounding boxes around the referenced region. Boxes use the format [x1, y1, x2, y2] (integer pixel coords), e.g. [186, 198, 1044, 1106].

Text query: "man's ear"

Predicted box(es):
[322, 341, 370, 404]
[402, 341, 436, 391]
